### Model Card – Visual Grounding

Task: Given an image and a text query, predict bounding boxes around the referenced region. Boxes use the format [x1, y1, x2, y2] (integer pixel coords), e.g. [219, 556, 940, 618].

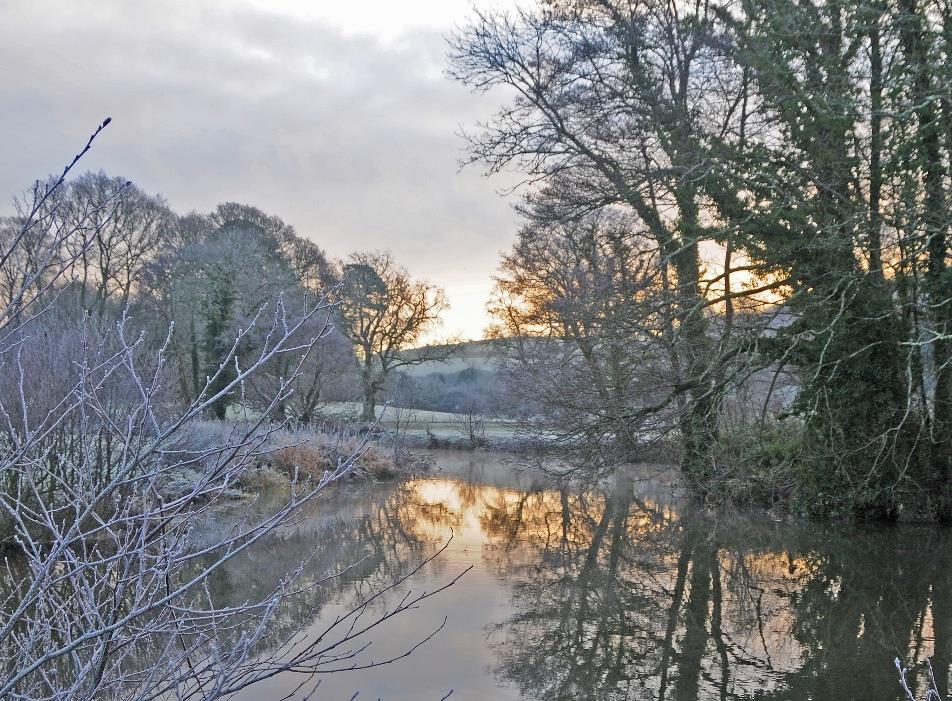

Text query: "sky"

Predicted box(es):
[0, 0, 523, 340]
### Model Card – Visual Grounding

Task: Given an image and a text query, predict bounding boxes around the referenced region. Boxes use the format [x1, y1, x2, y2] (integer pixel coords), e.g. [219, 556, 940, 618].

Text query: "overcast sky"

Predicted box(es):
[0, 0, 522, 340]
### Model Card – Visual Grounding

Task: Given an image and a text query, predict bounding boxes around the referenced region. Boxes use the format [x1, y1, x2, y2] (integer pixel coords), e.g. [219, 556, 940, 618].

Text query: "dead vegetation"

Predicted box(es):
[176, 420, 432, 497]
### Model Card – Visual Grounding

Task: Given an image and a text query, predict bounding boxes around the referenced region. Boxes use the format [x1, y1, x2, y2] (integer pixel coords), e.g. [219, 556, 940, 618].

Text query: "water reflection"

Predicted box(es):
[208, 452, 952, 700]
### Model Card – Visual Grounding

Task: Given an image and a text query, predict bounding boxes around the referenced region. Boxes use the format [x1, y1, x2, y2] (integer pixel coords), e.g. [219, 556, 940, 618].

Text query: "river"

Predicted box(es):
[202, 449, 952, 701]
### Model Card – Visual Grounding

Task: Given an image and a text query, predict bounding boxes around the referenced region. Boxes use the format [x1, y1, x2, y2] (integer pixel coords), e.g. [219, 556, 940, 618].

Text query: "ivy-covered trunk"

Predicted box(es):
[202, 275, 236, 421]
[673, 240, 720, 489]
[898, 0, 952, 518]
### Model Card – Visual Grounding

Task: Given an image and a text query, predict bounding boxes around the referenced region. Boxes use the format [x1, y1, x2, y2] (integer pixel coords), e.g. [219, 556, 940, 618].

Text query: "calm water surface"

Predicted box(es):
[205, 450, 952, 701]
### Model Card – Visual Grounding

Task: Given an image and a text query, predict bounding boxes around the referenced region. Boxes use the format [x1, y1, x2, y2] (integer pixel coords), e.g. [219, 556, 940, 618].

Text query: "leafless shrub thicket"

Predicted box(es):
[0, 122, 456, 700]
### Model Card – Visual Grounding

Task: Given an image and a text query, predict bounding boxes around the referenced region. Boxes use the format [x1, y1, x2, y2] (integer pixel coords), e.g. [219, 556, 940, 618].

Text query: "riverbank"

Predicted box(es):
[160, 420, 436, 500]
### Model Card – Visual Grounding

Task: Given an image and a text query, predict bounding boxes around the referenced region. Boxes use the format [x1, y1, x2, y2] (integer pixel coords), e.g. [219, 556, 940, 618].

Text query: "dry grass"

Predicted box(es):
[266, 440, 399, 481]
[174, 421, 431, 498]
[236, 465, 291, 491]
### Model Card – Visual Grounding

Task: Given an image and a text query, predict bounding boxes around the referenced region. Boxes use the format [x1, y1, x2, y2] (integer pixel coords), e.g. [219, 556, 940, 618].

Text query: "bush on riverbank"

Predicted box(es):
[702, 418, 943, 522]
[175, 421, 431, 497]
[704, 421, 800, 510]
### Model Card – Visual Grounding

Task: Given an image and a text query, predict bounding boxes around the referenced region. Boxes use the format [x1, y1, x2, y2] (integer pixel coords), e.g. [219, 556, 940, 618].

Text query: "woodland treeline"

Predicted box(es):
[451, 0, 952, 520]
[0, 173, 448, 431]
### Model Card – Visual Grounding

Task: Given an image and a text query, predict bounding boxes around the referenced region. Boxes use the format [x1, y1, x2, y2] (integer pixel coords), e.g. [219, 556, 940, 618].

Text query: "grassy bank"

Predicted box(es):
[317, 401, 555, 450]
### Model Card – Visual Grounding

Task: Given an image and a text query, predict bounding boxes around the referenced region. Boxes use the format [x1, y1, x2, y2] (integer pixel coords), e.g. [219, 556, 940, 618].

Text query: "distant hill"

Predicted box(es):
[399, 339, 504, 378]
[387, 339, 532, 416]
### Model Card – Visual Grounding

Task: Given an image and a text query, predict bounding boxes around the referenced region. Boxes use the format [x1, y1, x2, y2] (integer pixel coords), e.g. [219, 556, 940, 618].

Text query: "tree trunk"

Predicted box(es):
[361, 381, 377, 422]
[868, 2, 885, 284]
[899, 0, 952, 517]
[671, 226, 720, 488]
[189, 311, 200, 398]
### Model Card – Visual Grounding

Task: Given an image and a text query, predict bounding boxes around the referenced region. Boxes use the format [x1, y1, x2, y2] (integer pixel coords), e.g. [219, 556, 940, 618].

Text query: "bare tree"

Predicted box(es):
[451, 0, 952, 518]
[460, 404, 488, 448]
[448, 0, 769, 484]
[489, 204, 683, 459]
[245, 308, 359, 424]
[0, 121, 118, 342]
[60, 171, 175, 314]
[334, 251, 454, 421]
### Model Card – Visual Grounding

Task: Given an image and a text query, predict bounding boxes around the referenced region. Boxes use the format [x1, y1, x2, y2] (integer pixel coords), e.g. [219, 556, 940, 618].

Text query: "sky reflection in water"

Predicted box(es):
[219, 450, 952, 701]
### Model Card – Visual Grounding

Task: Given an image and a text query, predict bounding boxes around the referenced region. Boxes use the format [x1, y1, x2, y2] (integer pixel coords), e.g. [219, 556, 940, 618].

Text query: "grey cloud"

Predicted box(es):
[0, 0, 520, 337]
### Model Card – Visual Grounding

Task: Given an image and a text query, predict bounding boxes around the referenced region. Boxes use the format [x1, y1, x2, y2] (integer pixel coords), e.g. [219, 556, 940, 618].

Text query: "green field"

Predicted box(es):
[317, 401, 524, 443]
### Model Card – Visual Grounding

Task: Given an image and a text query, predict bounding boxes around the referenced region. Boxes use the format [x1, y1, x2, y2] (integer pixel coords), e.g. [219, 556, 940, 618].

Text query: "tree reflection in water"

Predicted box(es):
[477, 465, 952, 701]
[26, 452, 945, 700]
